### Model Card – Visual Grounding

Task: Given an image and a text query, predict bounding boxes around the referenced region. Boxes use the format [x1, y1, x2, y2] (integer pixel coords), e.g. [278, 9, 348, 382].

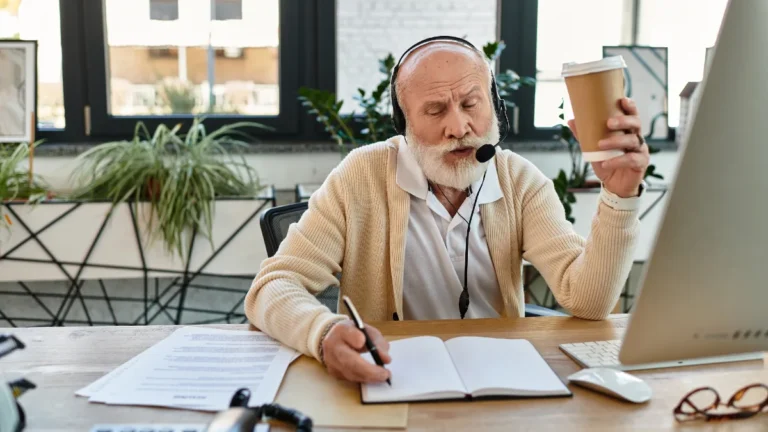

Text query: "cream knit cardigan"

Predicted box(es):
[245, 136, 639, 360]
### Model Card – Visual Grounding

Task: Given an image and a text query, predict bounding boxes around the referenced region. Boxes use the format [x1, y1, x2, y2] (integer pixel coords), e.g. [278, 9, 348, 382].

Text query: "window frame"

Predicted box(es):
[31, 0, 87, 143]
[79, 0, 312, 141]
[498, 0, 545, 141]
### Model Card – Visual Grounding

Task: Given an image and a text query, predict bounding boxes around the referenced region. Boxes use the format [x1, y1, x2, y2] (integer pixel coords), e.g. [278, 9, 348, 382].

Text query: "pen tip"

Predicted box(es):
[387, 378, 392, 386]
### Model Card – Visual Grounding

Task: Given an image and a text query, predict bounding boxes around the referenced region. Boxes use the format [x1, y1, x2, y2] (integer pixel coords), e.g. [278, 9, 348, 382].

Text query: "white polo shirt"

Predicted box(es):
[397, 142, 504, 320]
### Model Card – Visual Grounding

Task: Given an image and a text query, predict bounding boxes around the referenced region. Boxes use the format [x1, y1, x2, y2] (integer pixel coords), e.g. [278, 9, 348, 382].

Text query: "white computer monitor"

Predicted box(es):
[618, 0, 768, 366]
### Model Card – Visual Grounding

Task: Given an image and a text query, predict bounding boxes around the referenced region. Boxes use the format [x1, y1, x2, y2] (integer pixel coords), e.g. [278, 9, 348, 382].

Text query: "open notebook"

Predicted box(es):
[361, 336, 571, 404]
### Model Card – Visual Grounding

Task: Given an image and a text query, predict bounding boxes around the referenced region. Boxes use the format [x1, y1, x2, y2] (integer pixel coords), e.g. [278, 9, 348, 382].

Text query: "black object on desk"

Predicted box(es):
[341, 295, 392, 386]
[206, 388, 313, 432]
[1, 334, 34, 432]
[0, 334, 25, 360]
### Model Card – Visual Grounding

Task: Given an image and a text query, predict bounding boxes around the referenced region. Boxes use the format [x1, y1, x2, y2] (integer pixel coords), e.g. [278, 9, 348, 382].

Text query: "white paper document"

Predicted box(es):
[77, 327, 299, 412]
[77, 326, 205, 399]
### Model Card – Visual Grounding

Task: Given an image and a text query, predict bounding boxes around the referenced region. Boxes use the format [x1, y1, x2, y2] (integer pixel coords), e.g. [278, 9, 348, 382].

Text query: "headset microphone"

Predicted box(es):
[475, 143, 499, 163]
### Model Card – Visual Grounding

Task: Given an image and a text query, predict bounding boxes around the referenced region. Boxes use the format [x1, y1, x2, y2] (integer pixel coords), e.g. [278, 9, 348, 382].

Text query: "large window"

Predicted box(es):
[525, 0, 729, 137]
[534, 0, 629, 128]
[335, 0, 497, 114]
[77, 0, 315, 139]
[0, 0, 734, 144]
[0, 0, 65, 130]
[636, 0, 729, 127]
[104, 0, 279, 118]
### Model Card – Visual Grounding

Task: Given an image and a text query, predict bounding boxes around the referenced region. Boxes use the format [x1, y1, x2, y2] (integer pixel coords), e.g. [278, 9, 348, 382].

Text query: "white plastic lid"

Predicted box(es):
[561, 55, 627, 77]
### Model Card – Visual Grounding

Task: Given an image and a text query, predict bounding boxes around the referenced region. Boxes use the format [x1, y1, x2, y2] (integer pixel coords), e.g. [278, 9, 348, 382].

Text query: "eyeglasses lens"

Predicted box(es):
[730, 385, 768, 411]
[682, 388, 719, 415]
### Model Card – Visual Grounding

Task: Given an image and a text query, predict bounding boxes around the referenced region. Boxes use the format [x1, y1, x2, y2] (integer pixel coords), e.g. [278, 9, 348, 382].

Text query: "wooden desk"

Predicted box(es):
[3, 316, 766, 431]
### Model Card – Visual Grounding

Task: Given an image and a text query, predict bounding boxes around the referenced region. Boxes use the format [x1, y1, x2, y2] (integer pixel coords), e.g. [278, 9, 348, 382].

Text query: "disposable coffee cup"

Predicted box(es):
[562, 56, 627, 162]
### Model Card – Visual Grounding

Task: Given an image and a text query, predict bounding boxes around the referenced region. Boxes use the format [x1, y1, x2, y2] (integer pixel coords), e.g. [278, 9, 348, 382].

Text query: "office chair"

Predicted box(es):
[260, 202, 341, 312]
[260, 202, 566, 317]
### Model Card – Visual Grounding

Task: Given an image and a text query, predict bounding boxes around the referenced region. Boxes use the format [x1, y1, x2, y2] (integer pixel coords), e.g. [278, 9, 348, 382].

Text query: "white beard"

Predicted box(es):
[406, 116, 501, 191]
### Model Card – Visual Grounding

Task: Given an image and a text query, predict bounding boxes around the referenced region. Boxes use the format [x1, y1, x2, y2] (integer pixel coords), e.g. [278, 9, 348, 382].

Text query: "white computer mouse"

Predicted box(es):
[567, 368, 652, 403]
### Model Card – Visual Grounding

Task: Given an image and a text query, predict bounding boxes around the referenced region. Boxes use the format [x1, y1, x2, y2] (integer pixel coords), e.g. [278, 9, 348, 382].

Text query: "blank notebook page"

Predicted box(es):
[362, 335, 466, 402]
[444, 337, 568, 395]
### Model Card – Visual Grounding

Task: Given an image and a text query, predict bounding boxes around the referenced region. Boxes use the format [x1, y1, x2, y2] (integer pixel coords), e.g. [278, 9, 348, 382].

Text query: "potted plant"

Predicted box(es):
[157, 77, 198, 114]
[298, 53, 397, 155]
[0, 142, 50, 233]
[1, 119, 277, 285]
[67, 117, 270, 258]
[295, 41, 535, 200]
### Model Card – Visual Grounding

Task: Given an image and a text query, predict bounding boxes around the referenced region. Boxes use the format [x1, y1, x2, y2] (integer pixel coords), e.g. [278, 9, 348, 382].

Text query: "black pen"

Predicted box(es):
[342, 295, 391, 386]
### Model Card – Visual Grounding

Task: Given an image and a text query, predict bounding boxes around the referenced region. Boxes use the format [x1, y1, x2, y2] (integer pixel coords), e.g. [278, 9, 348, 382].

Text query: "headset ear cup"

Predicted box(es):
[390, 66, 406, 135]
[491, 76, 510, 140]
[391, 99, 405, 135]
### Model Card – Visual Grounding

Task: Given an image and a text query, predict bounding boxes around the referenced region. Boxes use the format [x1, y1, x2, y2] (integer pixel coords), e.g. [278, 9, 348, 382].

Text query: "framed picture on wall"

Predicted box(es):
[602, 45, 669, 141]
[0, 40, 37, 143]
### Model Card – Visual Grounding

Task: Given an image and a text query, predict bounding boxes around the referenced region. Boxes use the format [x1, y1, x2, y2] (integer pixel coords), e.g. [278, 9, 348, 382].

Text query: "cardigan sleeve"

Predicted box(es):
[244, 166, 349, 360]
[519, 166, 639, 320]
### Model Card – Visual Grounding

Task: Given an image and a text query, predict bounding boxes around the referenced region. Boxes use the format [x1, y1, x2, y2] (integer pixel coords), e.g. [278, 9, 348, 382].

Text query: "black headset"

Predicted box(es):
[389, 35, 510, 145]
[388, 36, 511, 319]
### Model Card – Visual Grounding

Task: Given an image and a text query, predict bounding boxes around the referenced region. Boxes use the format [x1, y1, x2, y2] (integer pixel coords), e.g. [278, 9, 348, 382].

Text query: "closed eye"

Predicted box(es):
[424, 102, 445, 116]
[463, 97, 480, 109]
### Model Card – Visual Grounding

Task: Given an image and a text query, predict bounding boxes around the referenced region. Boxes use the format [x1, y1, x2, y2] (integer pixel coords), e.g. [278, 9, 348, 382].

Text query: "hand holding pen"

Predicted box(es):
[319, 296, 392, 384]
[342, 296, 392, 386]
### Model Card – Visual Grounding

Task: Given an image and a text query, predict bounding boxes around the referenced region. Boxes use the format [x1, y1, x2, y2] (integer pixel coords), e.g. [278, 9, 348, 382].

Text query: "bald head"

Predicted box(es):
[394, 41, 492, 116]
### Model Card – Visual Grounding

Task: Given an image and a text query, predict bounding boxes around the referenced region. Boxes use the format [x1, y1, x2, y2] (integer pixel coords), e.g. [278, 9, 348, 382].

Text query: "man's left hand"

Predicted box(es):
[567, 97, 649, 198]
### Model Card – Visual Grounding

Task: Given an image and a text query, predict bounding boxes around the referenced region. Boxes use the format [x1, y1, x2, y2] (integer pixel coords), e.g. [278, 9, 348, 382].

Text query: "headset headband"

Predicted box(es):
[394, 35, 482, 69]
[389, 35, 509, 140]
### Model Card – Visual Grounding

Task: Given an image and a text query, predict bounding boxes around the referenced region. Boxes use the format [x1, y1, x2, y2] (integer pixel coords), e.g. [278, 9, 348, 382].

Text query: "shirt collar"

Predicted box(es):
[396, 137, 503, 204]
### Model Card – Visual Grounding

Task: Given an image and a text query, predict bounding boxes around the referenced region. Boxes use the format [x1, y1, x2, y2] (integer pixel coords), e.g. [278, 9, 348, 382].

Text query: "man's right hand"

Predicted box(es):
[321, 319, 392, 383]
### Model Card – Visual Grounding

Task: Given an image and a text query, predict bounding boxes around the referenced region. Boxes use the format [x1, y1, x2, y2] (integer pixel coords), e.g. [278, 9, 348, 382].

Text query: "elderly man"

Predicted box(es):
[245, 36, 649, 384]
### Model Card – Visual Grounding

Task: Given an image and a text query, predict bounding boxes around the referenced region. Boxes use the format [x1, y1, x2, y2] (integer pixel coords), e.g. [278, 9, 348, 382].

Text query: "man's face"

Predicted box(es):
[398, 43, 499, 190]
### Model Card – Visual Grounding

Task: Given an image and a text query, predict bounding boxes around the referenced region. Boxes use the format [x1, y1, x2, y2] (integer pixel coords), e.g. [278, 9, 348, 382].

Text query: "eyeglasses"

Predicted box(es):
[1, 334, 35, 432]
[674, 383, 768, 422]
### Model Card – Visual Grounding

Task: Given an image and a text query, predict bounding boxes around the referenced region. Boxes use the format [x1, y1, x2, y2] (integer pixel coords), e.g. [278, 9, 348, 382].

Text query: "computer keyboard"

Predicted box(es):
[560, 340, 765, 371]
[560, 340, 626, 369]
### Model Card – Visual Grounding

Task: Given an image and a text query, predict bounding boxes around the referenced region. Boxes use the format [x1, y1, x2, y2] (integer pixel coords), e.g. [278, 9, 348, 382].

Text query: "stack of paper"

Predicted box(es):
[77, 327, 300, 412]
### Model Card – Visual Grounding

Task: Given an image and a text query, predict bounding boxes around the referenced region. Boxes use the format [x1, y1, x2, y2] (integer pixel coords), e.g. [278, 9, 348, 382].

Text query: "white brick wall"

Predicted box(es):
[336, 0, 497, 113]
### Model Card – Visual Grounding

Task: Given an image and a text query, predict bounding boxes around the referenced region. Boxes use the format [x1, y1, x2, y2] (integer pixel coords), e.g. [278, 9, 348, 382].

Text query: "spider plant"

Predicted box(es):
[68, 117, 268, 260]
[0, 142, 49, 235]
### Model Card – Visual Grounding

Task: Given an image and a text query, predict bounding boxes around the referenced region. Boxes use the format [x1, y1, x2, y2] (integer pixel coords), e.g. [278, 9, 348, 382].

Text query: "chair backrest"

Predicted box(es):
[260, 202, 340, 312]
[260, 201, 309, 258]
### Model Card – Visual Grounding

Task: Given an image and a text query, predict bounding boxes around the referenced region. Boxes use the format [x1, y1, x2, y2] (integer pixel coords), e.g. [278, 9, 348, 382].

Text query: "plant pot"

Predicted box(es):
[146, 177, 162, 200]
[0, 187, 276, 283]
